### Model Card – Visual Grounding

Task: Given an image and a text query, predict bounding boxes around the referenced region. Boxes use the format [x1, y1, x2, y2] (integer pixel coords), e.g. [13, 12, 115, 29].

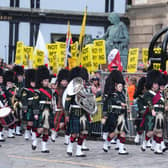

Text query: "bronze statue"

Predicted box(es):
[103, 12, 129, 70]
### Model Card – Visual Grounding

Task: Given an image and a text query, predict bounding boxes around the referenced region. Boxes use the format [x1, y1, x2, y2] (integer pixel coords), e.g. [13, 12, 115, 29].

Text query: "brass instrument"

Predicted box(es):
[62, 77, 97, 115]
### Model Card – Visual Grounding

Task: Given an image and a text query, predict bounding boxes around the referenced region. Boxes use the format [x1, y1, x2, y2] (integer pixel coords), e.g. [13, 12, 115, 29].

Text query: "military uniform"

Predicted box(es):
[13, 65, 25, 136]
[102, 70, 128, 155]
[65, 67, 92, 157]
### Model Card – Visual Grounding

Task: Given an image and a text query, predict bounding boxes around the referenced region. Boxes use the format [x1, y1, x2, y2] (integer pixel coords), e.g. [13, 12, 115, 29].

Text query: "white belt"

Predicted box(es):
[70, 105, 80, 109]
[56, 108, 62, 112]
[111, 105, 122, 109]
[143, 106, 146, 108]
[28, 97, 33, 100]
[40, 101, 51, 104]
[154, 104, 164, 108]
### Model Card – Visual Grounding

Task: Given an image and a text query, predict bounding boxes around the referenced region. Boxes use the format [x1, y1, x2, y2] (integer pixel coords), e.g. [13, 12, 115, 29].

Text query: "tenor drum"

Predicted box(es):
[0, 107, 16, 127]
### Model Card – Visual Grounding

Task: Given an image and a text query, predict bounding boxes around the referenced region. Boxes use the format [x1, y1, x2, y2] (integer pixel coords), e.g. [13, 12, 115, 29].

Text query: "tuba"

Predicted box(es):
[62, 77, 97, 115]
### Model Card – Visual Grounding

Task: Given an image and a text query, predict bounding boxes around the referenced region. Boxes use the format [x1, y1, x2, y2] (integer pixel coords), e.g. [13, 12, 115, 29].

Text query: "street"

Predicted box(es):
[0, 131, 168, 168]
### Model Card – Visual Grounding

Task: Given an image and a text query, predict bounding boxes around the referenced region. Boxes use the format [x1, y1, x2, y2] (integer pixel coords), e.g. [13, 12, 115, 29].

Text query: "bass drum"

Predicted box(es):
[0, 107, 16, 127]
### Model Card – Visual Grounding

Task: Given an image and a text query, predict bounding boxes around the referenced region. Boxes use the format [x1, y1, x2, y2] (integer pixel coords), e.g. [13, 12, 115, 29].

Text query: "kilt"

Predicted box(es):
[105, 112, 128, 133]
[69, 113, 90, 134]
[35, 107, 54, 129]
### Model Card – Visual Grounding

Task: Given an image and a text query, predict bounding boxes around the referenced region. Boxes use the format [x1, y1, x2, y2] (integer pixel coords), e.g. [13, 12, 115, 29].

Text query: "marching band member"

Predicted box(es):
[140, 70, 165, 154]
[0, 68, 6, 141]
[158, 72, 167, 152]
[50, 69, 69, 143]
[5, 70, 16, 138]
[13, 65, 25, 136]
[65, 66, 92, 157]
[33, 65, 55, 153]
[21, 69, 37, 140]
[134, 77, 146, 144]
[102, 70, 129, 155]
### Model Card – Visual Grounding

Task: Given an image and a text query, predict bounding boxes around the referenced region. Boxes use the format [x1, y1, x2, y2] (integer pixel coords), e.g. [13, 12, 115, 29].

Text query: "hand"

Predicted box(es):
[121, 103, 127, 107]
[34, 115, 38, 120]
[65, 116, 69, 123]
[101, 117, 107, 124]
[152, 109, 156, 116]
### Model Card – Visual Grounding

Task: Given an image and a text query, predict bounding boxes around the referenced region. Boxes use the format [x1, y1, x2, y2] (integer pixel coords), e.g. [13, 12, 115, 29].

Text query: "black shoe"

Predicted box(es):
[51, 139, 55, 143]
[41, 150, 50, 153]
[67, 152, 72, 156]
[115, 147, 119, 150]
[32, 145, 37, 150]
[154, 151, 163, 155]
[141, 147, 146, 152]
[163, 147, 168, 152]
[82, 148, 90, 151]
[76, 154, 86, 157]
[0, 139, 5, 142]
[64, 142, 69, 145]
[118, 152, 129, 155]
[103, 148, 108, 152]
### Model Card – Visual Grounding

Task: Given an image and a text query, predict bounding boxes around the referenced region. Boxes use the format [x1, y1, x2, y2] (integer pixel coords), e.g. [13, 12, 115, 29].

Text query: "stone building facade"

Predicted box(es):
[128, 0, 168, 60]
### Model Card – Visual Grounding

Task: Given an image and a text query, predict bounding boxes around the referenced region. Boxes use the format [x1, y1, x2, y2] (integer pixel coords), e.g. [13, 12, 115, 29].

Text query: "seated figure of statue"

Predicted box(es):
[103, 12, 129, 70]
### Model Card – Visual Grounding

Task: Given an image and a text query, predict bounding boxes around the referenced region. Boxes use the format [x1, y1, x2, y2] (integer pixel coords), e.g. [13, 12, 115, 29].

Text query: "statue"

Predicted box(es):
[83, 34, 93, 45]
[103, 12, 129, 70]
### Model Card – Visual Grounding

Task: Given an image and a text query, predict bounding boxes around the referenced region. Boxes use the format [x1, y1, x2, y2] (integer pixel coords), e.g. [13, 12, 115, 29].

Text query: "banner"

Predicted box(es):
[93, 40, 106, 64]
[127, 48, 139, 73]
[15, 41, 24, 65]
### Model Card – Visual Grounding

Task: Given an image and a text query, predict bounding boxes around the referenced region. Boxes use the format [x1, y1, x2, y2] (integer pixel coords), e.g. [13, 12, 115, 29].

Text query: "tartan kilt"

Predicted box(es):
[105, 113, 118, 133]
[144, 114, 155, 131]
[22, 108, 34, 121]
[54, 110, 65, 131]
[34, 107, 54, 129]
[69, 113, 90, 134]
[105, 112, 128, 133]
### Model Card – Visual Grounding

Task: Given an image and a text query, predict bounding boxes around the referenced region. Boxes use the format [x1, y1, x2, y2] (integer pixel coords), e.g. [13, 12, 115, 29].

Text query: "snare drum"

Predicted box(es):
[0, 107, 16, 127]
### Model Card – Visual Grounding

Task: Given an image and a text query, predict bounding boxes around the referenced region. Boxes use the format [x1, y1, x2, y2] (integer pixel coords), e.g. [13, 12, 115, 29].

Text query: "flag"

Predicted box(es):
[78, 6, 87, 55]
[65, 21, 73, 67]
[34, 30, 48, 67]
[108, 49, 123, 72]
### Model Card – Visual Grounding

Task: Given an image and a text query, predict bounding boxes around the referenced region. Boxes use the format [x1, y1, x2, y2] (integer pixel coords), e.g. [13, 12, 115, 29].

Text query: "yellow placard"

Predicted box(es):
[127, 48, 139, 73]
[46, 43, 58, 68]
[81, 44, 93, 72]
[34, 49, 44, 67]
[153, 48, 161, 54]
[23, 46, 34, 67]
[142, 48, 148, 66]
[71, 41, 78, 58]
[15, 41, 24, 65]
[92, 46, 99, 72]
[153, 63, 160, 70]
[56, 42, 66, 68]
[92, 96, 102, 122]
[93, 40, 106, 64]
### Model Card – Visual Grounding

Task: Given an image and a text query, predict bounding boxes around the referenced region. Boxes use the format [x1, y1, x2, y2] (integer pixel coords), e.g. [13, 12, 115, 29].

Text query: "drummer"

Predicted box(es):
[5, 70, 16, 138]
[0, 68, 6, 142]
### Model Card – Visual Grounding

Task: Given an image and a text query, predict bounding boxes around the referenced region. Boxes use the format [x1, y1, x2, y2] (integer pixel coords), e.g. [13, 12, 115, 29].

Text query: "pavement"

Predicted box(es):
[1, 131, 168, 168]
